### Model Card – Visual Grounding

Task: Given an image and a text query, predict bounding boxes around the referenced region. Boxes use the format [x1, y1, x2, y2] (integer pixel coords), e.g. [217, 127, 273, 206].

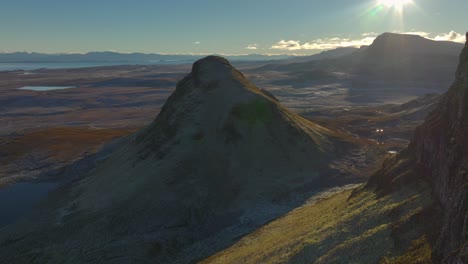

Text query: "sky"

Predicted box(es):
[1, 0, 467, 55]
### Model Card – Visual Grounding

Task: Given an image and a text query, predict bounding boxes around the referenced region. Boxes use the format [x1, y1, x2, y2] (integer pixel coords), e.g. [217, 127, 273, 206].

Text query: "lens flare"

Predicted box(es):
[378, 0, 412, 8]
[373, 0, 414, 17]
[358, 0, 420, 32]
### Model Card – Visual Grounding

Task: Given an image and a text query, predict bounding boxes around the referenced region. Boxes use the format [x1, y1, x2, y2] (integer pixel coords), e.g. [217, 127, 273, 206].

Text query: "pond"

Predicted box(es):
[17, 86, 77, 91]
[0, 182, 58, 227]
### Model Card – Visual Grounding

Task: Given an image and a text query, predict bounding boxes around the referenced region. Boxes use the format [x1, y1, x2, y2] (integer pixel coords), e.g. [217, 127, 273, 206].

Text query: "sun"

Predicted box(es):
[378, 0, 412, 8]
[368, 0, 416, 24]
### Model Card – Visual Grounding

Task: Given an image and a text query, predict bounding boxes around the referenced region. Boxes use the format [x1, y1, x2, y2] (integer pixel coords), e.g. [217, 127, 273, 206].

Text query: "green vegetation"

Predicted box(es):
[232, 98, 273, 126]
[380, 236, 433, 264]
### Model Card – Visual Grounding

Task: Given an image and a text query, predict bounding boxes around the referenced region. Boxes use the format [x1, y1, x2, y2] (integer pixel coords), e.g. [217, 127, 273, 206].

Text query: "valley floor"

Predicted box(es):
[0, 64, 436, 187]
[0, 62, 444, 263]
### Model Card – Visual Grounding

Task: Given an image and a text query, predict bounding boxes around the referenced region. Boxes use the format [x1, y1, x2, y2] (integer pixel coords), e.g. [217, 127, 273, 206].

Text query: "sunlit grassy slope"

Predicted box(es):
[203, 181, 434, 264]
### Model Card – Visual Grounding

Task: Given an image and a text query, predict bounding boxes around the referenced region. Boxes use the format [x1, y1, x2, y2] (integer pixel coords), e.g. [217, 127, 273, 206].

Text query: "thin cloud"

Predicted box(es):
[362, 32, 378, 37]
[433, 31, 465, 43]
[400, 31, 431, 37]
[245, 44, 258, 50]
[270, 37, 375, 51]
[399, 30, 465, 43]
[271, 40, 302, 50]
[194, 41, 201, 45]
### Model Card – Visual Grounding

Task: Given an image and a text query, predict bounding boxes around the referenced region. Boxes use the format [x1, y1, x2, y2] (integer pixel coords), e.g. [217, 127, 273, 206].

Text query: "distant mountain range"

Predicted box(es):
[282, 47, 360, 63]
[0, 51, 293, 63]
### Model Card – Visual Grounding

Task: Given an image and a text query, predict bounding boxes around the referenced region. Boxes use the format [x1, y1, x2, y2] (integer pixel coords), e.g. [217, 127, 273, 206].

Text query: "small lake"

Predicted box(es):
[18, 86, 76, 91]
[0, 182, 58, 227]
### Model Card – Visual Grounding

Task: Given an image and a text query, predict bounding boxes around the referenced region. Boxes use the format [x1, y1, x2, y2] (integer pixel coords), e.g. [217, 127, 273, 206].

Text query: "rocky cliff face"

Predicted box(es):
[410, 33, 468, 264]
[369, 33, 468, 263]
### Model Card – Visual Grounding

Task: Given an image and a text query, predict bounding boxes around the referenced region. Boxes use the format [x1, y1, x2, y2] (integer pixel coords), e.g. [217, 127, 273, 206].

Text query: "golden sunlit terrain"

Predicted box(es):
[0, 127, 136, 187]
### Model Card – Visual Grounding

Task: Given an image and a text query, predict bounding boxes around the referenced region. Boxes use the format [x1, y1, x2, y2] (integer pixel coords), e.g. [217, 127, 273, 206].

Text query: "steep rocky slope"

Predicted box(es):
[204, 184, 434, 264]
[0, 56, 374, 263]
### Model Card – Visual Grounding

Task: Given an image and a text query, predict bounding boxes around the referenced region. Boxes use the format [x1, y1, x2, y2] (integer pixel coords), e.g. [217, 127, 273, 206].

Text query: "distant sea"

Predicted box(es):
[0, 60, 194, 72]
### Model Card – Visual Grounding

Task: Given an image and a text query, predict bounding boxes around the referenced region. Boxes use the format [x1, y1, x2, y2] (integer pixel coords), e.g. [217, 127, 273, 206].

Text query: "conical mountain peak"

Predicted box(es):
[191, 55, 248, 87]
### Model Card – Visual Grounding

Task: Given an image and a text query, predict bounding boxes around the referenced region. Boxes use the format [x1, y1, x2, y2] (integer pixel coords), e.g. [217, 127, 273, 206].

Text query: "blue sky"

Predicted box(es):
[1, 0, 466, 54]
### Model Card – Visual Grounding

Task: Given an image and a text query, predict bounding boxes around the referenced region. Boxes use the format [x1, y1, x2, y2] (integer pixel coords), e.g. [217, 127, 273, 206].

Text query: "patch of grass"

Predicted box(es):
[232, 98, 273, 126]
[192, 131, 205, 141]
[380, 236, 433, 264]
[148, 241, 163, 257]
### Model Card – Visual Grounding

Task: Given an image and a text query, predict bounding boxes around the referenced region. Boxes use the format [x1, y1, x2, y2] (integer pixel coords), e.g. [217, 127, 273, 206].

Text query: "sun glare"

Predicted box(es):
[373, 0, 414, 17]
[378, 0, 412, 9]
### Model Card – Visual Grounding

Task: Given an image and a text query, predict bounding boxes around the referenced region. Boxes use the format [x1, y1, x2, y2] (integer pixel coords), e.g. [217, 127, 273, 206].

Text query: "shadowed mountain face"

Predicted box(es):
[364, 32, 462, 57]
[0, 56, 370, 263]
[369, 34, 468, 263]
[354, 33, 464, 83]
[254, 33, 464, 106]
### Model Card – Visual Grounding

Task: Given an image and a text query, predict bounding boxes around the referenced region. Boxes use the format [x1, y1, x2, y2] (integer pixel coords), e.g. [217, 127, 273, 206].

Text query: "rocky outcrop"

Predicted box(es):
[369, 34, 468, 263]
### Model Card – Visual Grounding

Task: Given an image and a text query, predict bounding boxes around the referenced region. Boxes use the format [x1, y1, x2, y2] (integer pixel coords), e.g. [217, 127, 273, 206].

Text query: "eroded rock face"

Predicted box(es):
[410, 34, 468, 264]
